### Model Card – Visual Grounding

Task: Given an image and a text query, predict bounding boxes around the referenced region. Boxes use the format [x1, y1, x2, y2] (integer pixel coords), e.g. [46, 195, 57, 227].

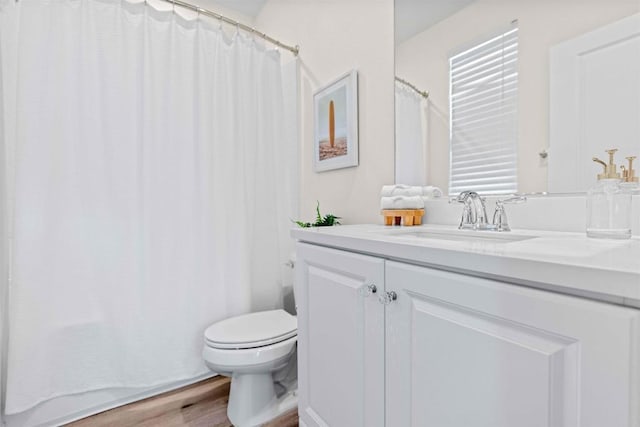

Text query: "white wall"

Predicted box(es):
[256, 0, 395, 225]
[396, 0, 639, 194]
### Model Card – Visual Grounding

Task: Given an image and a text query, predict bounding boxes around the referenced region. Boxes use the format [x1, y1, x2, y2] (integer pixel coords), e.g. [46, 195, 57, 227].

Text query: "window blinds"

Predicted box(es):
[449, 26, 518, 195]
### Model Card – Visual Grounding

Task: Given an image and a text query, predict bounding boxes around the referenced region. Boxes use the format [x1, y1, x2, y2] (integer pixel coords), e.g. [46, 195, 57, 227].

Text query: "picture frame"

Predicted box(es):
[313, 70, 359, 172]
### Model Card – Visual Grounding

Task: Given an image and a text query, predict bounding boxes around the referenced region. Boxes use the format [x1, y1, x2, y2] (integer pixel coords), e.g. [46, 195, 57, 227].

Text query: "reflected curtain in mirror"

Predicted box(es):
[395, 80, 427, 185]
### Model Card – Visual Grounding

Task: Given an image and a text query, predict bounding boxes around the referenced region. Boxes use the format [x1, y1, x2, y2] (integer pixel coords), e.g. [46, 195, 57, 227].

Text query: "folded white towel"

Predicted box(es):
[380, 196, 425, 210]
[380, 184, 422, 197]
[381, 184, 443, 198]
[422, 186, 443, 198]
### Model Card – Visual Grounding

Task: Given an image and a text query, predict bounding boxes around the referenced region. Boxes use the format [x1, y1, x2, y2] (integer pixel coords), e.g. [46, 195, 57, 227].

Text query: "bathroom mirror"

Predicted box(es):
[394, 0, 640, 195]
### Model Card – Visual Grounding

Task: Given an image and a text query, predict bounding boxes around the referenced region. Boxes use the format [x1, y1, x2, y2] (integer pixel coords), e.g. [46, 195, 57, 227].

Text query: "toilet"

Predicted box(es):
[202, 308, 298, 426]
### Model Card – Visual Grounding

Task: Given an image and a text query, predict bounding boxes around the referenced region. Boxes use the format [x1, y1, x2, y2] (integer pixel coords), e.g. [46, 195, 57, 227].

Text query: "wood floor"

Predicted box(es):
[66, 376, 299, 427]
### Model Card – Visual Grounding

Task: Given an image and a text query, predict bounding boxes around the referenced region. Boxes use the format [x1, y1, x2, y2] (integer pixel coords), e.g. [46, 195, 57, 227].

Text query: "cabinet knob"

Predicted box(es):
[378, 291, 398, 305]
[359, 283, 377, 297]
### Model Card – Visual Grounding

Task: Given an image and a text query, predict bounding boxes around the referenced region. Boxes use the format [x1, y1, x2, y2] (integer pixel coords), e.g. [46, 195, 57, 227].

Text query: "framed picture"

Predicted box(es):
[313, 70, 359, 172]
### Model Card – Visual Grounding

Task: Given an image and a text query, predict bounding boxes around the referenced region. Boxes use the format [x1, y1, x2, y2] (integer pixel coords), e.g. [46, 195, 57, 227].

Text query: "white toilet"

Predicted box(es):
[202, 309, 298, 426]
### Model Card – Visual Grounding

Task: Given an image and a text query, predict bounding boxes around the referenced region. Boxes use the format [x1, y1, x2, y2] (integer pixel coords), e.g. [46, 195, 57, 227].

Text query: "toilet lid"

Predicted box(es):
[204, 309, 297, 350]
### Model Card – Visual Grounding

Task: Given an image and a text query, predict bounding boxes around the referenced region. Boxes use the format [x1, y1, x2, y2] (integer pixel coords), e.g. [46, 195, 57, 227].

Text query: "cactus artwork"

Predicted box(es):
[313, 70, 358, 172]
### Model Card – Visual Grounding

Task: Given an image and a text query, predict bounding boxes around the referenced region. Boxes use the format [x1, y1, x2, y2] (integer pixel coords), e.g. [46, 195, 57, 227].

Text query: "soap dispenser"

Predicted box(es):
[586, 149, 631, 239]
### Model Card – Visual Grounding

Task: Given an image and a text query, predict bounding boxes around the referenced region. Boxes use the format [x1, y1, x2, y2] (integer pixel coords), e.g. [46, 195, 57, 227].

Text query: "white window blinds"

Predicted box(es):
[449, 26, 518, 195]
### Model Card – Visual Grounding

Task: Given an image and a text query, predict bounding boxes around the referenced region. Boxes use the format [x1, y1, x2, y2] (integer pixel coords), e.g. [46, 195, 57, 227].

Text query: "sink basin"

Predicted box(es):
[379, 228, 537, 244]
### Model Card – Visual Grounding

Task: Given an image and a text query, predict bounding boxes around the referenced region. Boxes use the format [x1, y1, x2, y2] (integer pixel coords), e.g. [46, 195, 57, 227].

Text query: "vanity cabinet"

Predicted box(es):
[296, 242, 640, 427]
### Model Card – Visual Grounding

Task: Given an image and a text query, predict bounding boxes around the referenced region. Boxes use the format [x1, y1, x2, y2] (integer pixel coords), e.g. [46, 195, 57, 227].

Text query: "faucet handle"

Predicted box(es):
[496, 193, 527, 206]
[493, 194, 526, 232]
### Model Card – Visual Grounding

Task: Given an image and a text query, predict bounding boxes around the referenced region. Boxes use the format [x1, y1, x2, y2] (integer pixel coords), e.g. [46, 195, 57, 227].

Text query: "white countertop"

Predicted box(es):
[291, 224, 640, 307]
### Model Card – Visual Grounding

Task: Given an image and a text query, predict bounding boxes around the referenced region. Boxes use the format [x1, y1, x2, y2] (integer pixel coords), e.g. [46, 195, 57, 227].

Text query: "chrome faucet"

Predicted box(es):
[451, 191, 492, 230]
[452, 191, 527, 231]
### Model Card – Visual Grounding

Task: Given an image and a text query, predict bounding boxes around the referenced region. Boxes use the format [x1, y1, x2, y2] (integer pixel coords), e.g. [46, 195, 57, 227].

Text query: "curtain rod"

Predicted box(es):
[395, 76, 429, 99]
[160, 0, 300, 56]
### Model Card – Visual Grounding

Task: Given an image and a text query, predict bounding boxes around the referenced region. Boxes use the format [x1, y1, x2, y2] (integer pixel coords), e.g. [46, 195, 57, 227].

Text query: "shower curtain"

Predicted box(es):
[395, 81, 426, 185]
[0, 0, 297, 415]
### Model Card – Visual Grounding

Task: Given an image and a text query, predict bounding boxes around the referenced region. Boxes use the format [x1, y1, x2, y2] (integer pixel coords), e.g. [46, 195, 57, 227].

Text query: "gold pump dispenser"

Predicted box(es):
[592, 149, 621, 180]
[621, 156, 638, 183]
[587, 148, 632, 239]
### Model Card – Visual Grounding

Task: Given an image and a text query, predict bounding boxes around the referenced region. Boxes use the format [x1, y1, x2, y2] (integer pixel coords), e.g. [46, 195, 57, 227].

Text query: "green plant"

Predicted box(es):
[294, 202, 341, 228]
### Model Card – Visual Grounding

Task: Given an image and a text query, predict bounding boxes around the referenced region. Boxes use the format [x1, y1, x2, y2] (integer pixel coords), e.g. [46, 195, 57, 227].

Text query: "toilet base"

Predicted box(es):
[227, 372, 298, 427]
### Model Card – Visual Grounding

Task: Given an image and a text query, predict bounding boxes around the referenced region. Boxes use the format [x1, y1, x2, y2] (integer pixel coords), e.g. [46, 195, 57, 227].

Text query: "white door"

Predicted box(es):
[549, 13, 640, 193]
[295, 243, 385, 427]
[386, 261, 640, 427]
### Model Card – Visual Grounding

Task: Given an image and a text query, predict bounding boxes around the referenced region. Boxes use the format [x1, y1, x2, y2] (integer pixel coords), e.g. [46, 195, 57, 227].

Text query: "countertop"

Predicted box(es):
[291, 224, 640, 307]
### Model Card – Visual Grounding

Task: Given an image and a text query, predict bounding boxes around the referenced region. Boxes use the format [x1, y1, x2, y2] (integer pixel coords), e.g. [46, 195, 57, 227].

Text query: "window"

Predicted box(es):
[449, 25, 518, 195]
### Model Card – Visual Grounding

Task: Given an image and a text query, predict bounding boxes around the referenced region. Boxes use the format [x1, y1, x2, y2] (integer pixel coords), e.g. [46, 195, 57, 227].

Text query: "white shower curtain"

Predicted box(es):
[395, 81, 426, 185]
[0, 0, 297, 414]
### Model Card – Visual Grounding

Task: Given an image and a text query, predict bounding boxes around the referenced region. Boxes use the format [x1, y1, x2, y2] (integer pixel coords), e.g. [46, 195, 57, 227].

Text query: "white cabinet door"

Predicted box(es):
[296, 242, 385, 427]
[386, 261, 640, 427]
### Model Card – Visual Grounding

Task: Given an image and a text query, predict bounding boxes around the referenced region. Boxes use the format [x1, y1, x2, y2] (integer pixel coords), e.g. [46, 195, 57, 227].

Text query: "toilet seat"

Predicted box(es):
[203, 334, 297, 374]
[204, 309, 297, 350]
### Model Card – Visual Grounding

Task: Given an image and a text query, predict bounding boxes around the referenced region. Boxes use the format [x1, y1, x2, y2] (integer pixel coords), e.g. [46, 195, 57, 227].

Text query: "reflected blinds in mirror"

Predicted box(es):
[449, 26, 518, 195]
